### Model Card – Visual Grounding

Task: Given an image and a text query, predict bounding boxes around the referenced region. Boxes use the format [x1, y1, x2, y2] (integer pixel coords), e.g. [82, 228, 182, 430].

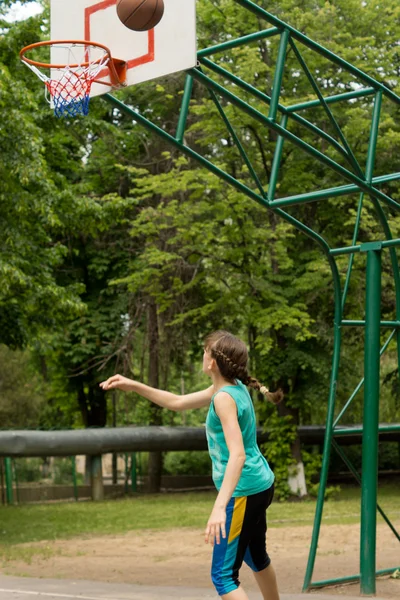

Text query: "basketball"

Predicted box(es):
[116, 0, 165, 32]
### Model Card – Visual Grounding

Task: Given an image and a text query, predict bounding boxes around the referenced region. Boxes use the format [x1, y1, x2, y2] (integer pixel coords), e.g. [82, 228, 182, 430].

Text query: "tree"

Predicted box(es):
[0, 5, 84, 350]
[0, 345, 46, 429]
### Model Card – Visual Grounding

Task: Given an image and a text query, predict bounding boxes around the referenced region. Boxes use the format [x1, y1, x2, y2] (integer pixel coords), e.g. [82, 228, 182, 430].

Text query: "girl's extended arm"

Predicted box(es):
[99, 374, 214, 411]
[205, 391, 246, 545]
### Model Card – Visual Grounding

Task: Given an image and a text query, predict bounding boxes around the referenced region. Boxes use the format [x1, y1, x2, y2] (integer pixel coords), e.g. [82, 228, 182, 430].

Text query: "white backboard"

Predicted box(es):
[50, 0, 197, 97]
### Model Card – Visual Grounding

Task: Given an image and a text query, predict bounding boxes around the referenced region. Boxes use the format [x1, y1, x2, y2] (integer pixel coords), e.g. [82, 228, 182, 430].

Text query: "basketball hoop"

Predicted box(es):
[20, 40, 127, 118]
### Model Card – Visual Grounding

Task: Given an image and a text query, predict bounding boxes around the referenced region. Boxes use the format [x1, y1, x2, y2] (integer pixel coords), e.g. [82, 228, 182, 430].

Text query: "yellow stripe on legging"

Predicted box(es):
[228, 496, 247, 544]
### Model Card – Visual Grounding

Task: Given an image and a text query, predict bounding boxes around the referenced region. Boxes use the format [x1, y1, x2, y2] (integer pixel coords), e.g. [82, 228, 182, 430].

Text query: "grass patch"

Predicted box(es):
[0, 482, 398, 551]
[0, 545, 63, 565]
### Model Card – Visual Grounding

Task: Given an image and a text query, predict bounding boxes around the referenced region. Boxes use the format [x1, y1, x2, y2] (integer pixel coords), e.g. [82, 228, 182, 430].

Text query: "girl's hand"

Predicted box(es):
[205, 505, 226, 546]
[99, 374, 135, 392]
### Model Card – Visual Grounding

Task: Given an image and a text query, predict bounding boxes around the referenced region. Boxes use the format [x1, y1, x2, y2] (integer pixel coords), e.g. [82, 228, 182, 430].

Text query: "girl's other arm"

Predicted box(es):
[100, 375, 214, 411]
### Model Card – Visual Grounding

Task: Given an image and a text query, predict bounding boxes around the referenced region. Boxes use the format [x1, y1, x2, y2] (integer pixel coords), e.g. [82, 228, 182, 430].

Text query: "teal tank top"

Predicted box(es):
[205, 380, 274, 497]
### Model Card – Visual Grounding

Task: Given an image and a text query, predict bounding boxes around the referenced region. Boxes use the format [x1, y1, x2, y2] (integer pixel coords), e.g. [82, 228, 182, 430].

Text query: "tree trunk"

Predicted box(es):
[147, 299, 163, 493]
[77, 379, 107, 487]
[112, 390, 118, 484]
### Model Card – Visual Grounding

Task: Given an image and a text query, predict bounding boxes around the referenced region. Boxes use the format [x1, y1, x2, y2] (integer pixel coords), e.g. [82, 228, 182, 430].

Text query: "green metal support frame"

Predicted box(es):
[103, 0, 400, 594]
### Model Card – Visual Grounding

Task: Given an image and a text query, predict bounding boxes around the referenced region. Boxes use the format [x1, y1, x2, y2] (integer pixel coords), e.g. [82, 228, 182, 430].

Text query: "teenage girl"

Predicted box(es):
[100, 330, 282, 600]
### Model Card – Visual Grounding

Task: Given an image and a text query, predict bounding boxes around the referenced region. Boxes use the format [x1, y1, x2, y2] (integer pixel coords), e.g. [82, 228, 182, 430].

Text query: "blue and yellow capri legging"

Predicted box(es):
[211, 485, 274, 597]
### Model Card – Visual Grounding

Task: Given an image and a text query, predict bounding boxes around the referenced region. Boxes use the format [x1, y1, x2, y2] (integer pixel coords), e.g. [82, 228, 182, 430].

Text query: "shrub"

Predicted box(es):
[14, 458, 42, 483]
[163, 451, 211, 476]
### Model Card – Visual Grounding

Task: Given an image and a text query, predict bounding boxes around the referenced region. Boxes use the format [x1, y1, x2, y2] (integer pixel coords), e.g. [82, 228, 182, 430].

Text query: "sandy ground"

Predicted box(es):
[1, 522, 399, 599]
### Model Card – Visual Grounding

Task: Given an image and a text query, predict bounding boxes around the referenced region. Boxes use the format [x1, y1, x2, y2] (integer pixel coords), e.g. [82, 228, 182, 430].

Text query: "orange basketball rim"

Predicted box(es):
[20, 40, 127, 118]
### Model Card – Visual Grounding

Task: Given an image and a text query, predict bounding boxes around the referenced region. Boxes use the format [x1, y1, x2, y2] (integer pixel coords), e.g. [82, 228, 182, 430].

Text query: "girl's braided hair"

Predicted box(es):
[204, 330, 283, 405]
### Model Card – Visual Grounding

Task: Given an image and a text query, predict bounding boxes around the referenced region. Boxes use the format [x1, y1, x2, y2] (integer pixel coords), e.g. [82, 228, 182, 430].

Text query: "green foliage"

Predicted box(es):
[329, 441, 400, 474]
[0, 345, 47, 429]
[13, 457, 84, 485]
[13, 458, 42, 483]
[163, 451, 211, 476]
[302, 448, 322, 491]
[308, 482, 342, 501]
[52, 458, 83, 485]
[259, 410, 298, 500]
[302, 449, 341, 499]
[0, 12, 85, 349]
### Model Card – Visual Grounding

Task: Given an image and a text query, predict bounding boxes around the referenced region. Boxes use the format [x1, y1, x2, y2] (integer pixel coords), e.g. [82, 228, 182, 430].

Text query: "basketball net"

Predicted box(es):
[21, 42, 110, 118]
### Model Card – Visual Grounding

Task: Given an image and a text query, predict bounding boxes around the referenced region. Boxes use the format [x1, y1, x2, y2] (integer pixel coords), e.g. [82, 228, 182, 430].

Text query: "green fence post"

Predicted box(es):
[131, 453, 137, 492]
[71, 456, 78, 501]
[4, 458, 13, 505]
[360, 243, 382, 595]
[13, 460, 19, 504]
[124, 453, 129, 494]
[0, 459, 4, 505]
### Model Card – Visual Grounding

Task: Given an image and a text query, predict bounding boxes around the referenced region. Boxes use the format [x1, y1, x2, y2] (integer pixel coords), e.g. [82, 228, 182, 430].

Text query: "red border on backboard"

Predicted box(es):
[85, 0, 155, 81]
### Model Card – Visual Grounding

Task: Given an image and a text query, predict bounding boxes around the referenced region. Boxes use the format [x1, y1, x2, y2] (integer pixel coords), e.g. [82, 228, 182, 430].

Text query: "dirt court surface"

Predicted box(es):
[1, 522, 399, 599]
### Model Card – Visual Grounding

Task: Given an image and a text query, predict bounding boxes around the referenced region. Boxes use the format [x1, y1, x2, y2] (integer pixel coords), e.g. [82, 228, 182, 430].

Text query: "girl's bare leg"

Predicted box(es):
[252, 563, 280, 600]
[220, 563, 279, 600]
[221, 586, 250, 600]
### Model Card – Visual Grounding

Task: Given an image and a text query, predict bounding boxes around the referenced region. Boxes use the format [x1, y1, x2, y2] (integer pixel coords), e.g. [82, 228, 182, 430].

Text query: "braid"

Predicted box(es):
[211, 345, 283, 405]
[212, 348, 238, 380]
[246, 376, 284, 405]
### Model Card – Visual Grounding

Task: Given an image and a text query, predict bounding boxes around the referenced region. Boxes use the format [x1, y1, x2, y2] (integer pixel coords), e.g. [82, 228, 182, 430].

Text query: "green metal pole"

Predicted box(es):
[342, 194, 364, 311]
[286, 87, 375, 112]
[365, 92, 400, 484]
[268, 114, 288, 201]
[124, 452, 129, 494]
[311, 568, 400, 589]
[71, 456, 78, 502]
[360, 244, 382, 595]
[334, 424, 400, 436]
[302, 322, 342, 591]
[4, 457, 13, 505]
[269, 29, 289, 121]
[342, 320, 400, 327]
[176, 74, 193, 143]
[13, 460, 19, 504]
[270, 172, 400, 209]
[0, 459, 4, 505]
[382, 238, 400, 249]
[131, 453, 137, 492]
[302, 241, 343, 591]
[198, 27, 280, 57]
